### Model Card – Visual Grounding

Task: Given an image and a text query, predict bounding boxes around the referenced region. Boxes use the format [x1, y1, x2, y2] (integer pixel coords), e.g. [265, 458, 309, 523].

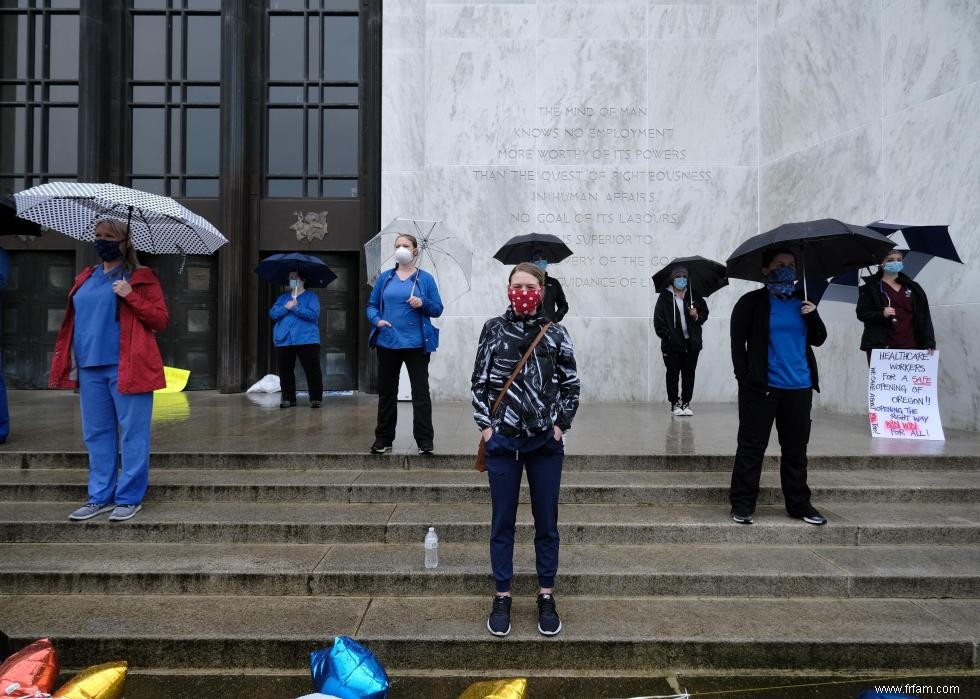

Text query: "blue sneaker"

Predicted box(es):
[487, 595, 512, 637]
[108, 504, 142, 521]
[68, 503, 113, 521]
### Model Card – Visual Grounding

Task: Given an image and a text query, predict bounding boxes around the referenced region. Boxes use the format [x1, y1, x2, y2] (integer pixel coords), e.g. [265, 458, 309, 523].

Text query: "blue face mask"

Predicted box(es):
[672, 277, 687, 290]
[882, 261, 904, 275]
[765, 265, 797, 299]
[533, 259, 548, 271]
[289, 279, 300, 290]
[95, 238, 123, 262]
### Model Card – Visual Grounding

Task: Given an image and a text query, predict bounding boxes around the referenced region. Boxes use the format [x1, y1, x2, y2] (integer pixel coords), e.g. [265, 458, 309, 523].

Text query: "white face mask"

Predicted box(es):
[394, 246, 414, 265]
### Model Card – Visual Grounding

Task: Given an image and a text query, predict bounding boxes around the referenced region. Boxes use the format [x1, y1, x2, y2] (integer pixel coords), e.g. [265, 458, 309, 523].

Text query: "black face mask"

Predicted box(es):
[95, 239, 123, 262]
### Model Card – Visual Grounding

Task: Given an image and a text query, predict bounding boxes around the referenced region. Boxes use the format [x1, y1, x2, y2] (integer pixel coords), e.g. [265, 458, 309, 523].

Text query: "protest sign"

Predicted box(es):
[868, 349, 944, 440]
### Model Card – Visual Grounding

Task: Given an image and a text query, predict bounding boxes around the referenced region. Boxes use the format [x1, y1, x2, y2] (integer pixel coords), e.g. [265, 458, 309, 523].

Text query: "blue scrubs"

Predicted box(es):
[73, 267, 153, 506]
[768, 297, 812, 390]
[375, 274, 425, 349]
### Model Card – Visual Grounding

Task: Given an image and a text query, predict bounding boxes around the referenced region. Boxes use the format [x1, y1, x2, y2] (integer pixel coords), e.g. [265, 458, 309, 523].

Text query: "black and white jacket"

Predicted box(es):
[471, 307, 580, 438]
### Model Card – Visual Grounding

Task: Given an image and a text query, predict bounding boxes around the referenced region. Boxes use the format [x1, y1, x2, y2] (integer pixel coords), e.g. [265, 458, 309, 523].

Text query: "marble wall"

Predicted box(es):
[383, 0, 980, 430]
[759, 0, 980, 430]
[383, 0, 760, 406]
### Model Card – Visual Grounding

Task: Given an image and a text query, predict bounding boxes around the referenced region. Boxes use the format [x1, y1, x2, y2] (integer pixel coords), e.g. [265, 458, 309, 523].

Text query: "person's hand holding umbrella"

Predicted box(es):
[112, 278, 133, 299]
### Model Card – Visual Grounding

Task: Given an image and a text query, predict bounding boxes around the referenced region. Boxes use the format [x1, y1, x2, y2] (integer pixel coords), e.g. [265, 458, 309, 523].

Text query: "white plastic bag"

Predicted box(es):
[246, 374, 281, 393]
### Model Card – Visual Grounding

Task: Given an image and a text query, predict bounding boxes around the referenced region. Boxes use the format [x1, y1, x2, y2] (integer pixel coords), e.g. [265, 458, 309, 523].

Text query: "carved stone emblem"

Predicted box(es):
[290, 211, 329, 242]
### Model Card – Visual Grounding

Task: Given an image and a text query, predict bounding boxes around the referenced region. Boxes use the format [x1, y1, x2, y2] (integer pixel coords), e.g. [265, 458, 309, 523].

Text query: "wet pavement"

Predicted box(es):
[3, 389, 978, 456]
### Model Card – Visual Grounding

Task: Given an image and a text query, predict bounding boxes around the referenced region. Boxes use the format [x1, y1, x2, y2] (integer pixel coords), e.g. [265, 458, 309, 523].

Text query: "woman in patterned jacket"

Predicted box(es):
[471, 262, 580, 639]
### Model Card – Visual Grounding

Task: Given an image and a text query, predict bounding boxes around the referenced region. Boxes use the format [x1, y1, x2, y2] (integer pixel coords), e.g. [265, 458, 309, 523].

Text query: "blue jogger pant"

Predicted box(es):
[486, 429, 565, 593]
[78, 365, 154, 505]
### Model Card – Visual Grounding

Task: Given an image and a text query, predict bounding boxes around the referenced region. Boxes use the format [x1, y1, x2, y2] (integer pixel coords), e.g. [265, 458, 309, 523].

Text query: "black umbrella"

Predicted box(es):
[254, 252, 337, 288]
[726, 218, 895, 299]
[651, 255, 728, 299]
[493, 233, 573, 264]
[816, 221, 962, 304]
[0, 194, 43, 236]
[867, 221, 962, 264]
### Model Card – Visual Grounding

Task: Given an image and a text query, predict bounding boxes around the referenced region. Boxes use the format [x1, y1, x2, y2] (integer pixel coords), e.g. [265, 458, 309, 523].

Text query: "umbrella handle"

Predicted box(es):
[800, 250, 809, 301]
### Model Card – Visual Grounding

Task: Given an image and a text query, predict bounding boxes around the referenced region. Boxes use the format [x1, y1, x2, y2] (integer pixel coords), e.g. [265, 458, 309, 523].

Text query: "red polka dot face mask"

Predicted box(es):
[508, 287, 542, 314]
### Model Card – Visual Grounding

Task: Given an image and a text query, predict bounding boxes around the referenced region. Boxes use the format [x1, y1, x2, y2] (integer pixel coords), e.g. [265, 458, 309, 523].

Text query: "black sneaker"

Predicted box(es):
[279, 400, 296, 409]
[791, 508, 827, 526]
[487, 595, 512, 637]
[418, 446, 434, 456]
[370, 442, 391, 454]
[537, 593, 561, 636]
[731, 510, 753, 525]
[310, 400, 321, 409]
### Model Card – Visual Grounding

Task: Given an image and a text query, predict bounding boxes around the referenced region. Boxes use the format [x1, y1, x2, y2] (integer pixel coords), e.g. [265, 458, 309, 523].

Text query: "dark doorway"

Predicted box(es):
[144, 254, 218, 390]
[1, 251, 75, 389]
[258, 251, 357, 391]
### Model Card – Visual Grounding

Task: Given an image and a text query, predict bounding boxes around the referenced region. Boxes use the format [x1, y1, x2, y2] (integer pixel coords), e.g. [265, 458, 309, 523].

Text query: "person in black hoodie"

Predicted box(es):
[856, 249, 936, 361]
[729, 248, 828, 527]
[531, 251, 569, 322]
[653, 266, 709, 416]
[471, 261, 580, 639]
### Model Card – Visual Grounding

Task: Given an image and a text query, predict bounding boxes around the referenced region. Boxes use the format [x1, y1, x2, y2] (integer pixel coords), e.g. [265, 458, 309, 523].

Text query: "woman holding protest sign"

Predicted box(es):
[856, 249, 936, 361]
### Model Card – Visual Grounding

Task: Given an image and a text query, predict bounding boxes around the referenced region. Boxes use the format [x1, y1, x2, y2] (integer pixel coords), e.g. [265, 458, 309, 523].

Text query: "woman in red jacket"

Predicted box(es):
[50, 219, 169, 522]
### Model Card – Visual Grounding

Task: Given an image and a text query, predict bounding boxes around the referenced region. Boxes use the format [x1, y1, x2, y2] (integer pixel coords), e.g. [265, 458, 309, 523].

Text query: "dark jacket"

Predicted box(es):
[653, 289, 709, 353]
[730, 287, 827, 393]
[471, 307, 580, 438]
[856, 271, 935, 351]
[542, 274, 569, 322]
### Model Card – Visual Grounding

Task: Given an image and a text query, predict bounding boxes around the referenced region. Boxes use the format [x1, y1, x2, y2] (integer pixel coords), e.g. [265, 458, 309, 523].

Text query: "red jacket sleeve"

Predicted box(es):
[123, 270, 170, 332]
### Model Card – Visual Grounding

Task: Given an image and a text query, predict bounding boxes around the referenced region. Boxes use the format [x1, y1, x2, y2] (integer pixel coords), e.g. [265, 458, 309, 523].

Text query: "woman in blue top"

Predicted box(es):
[728, 248, 828, 527]
[269, 271, 323, 409]
[366, 233, 444, 454]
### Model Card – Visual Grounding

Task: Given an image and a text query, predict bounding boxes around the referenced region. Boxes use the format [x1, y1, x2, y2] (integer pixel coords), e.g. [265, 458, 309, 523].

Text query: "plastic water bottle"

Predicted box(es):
[424, 527, 439, 569]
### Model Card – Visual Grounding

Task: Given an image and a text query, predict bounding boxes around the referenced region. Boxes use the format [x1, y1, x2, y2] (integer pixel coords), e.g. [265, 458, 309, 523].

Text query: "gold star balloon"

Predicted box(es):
[457, 678, 527, 699]
[53, 661, 127, 699]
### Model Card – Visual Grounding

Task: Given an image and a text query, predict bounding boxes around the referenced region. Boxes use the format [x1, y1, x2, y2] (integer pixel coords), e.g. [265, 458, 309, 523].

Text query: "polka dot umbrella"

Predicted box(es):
[13, 182, 227, 255]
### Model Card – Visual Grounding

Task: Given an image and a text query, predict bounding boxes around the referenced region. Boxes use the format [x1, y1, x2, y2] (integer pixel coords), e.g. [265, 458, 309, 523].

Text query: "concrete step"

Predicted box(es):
[95, 668, 980, 699]
[1, 542, 976, 599]
[2, 450, 976, 472]
[1, 501, 977, 545]
[1, 468, 976, 504]
[1, 594, 976, 672]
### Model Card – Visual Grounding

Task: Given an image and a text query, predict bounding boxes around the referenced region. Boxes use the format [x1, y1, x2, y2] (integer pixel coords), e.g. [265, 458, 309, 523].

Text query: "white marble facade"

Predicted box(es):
[383, 1, 980, 430]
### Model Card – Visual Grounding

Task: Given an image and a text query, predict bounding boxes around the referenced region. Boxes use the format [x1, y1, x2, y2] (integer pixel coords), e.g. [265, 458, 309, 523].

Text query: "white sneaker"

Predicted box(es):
[671, 403, 684, 416]
[681, 403, 694, 416]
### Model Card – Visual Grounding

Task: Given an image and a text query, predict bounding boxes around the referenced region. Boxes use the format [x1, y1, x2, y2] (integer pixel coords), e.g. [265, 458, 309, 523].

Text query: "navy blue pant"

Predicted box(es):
[486, 429, 564, 593]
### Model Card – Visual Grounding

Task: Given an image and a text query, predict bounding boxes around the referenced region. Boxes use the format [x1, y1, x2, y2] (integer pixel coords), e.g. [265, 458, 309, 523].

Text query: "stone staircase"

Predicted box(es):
[0, 450, 978, 698]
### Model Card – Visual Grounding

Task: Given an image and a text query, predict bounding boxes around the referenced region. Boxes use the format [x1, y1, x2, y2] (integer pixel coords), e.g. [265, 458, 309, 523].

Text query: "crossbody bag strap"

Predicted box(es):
[490, 322, 552, 416]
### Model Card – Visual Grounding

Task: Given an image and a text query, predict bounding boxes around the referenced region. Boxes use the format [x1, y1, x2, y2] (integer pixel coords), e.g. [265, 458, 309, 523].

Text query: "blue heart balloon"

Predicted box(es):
[310, 636, 389, 699]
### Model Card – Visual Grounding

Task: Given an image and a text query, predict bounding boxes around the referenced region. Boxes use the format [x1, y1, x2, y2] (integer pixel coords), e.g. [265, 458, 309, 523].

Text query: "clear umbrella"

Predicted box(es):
[364, 217, 473, 302]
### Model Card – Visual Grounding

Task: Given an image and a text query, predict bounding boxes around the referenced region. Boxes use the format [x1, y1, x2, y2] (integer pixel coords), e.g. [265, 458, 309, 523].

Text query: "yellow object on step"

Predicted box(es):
[457, 678, 527, 699]
[155, 366, 190, 393]
[53, 661, 128, 699]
